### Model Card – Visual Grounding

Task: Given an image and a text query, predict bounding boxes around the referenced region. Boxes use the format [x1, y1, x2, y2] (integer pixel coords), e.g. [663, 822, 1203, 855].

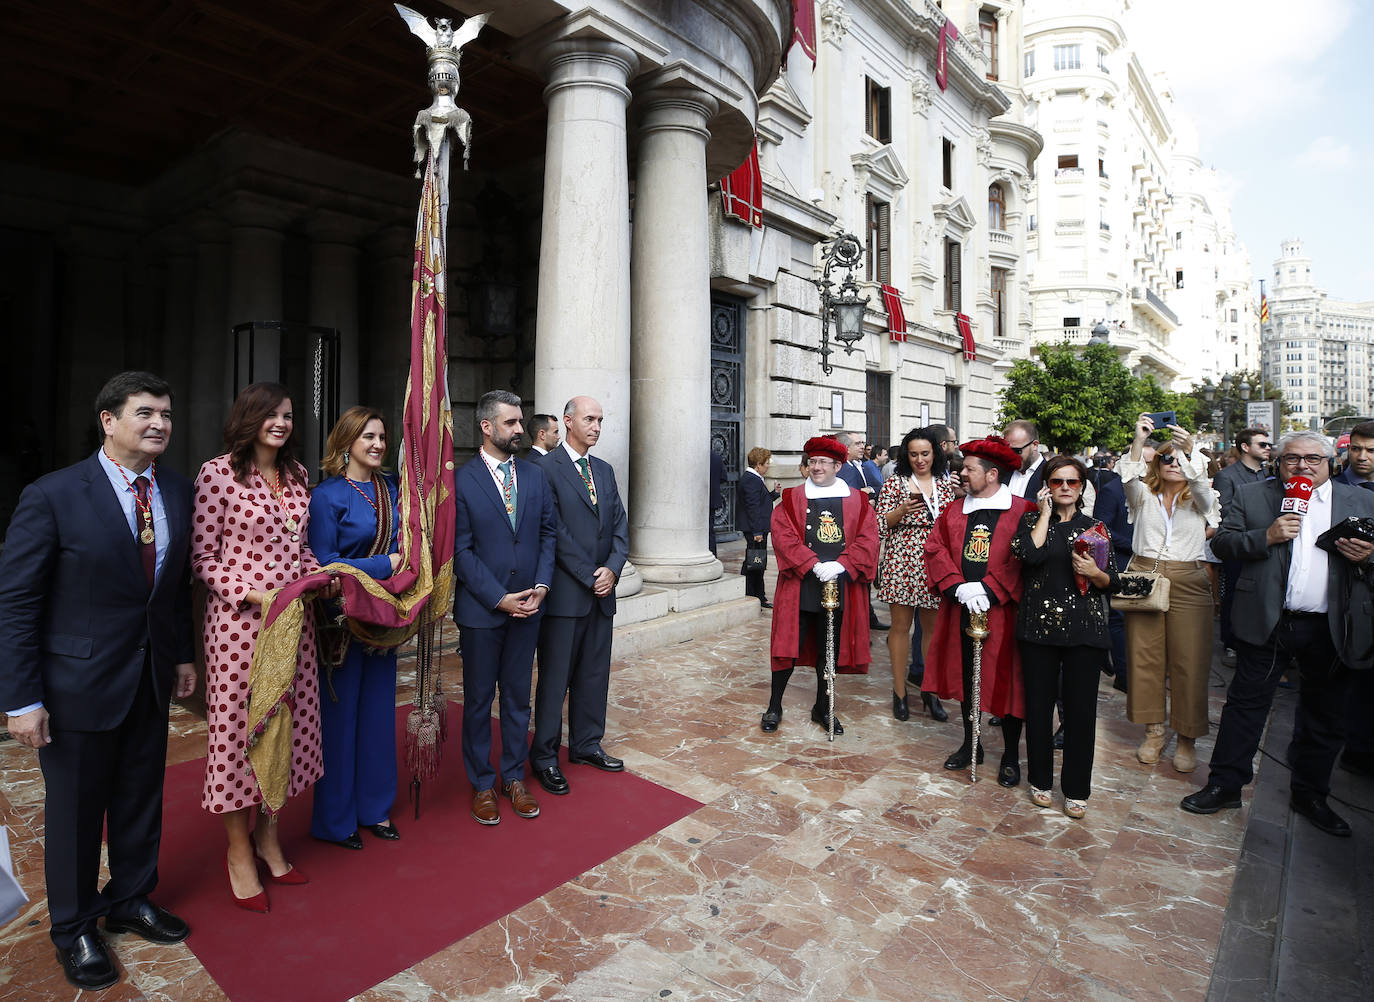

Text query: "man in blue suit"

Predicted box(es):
[453, 390, 558, 826]
[0, 371, 196, 991]
[531, 396, 630, 796]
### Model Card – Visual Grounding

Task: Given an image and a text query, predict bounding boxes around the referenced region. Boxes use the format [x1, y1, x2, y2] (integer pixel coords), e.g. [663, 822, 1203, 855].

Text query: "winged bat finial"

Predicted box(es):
[395, 5, 490, 172]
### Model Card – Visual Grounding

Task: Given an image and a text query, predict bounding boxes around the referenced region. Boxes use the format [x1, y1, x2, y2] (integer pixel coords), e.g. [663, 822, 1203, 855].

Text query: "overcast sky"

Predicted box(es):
[1126, 0, 1371, 302]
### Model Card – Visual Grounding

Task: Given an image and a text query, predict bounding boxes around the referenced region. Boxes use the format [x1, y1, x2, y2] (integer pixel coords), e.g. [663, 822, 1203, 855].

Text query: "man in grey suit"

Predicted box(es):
[1182, 431, 1374, 835]
[530, 396, 630, 796]
[1212, 427, 1273, 656]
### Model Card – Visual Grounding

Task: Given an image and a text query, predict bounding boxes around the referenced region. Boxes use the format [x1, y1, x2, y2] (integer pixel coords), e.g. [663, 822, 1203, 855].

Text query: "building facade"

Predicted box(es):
[1261, 239, 1374, 427]
[1017, 0, 1259, 389]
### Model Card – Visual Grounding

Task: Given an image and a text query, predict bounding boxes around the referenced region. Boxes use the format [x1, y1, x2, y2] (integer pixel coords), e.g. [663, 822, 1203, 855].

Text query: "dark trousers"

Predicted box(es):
[1219, 560, 1242, 648]
[908, 615, 925, 676]
[39, 663, 168, 948]
[1108, 606, 1128, 680]
[1346, 668, 1374, 756]
[743, 533, 768, 601]
[1022, 641, 1101, 800]
[461, 615, 542, 789]
[1207, 612, 1350, 796]
[311, 644, 398, 840]
[532, 607, 613, 768]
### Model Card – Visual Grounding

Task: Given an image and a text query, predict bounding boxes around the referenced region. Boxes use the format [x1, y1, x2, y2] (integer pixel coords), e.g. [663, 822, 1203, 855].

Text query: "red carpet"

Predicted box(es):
[156, 703, 701, 1002]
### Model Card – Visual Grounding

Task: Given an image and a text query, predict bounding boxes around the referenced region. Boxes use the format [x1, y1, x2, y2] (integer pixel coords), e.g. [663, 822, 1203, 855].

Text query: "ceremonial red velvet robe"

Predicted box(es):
[921, 493, 1035, 716]
[769, 485, 880, 673]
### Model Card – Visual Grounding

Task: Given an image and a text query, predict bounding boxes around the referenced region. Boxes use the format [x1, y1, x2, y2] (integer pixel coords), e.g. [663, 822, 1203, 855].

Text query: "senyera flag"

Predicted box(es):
[243, 149, 456, 815]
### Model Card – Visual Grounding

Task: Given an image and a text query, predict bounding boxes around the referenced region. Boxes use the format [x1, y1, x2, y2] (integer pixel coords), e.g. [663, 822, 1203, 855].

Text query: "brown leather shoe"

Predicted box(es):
[471, 788, 500, 826]
[502, 779, 540, 819]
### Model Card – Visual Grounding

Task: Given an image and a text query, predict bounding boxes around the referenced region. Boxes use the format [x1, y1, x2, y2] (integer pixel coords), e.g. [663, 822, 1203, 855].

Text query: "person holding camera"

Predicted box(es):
[1119, 413, 1217, 772]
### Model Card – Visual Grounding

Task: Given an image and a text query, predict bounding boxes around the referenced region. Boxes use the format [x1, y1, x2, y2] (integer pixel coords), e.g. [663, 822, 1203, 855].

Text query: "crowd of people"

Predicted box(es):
[0, 373, 630, 990]
[3, 367, 1373, 993]
[754, 417, 1374, 832]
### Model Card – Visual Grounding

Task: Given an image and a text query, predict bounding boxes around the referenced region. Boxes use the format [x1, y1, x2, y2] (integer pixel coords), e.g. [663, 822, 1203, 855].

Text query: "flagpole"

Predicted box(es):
[395, 5, 487, 817]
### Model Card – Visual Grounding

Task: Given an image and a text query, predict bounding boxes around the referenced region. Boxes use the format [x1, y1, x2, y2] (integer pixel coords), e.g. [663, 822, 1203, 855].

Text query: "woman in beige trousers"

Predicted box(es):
[1119, 413, 1218, 773]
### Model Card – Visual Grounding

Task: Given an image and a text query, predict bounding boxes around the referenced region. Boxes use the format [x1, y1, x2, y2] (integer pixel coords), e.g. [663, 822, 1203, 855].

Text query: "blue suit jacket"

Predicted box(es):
[1089, 468, 1133, 563]
[0, 451, 194, 730]
[736, 472, 779, 537]
[452, 454, 557, 630]
[540, 447, 629, 618]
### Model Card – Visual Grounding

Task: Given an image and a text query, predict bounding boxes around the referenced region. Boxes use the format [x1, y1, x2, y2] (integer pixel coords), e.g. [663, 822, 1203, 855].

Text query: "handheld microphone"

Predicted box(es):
[1281, 475, 1314, 516]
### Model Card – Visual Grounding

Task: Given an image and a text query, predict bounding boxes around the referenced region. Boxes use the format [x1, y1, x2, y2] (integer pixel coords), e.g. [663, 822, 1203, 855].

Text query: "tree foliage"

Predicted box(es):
[996, 342, 1155, 452]
[1181, 370, 1289, 444]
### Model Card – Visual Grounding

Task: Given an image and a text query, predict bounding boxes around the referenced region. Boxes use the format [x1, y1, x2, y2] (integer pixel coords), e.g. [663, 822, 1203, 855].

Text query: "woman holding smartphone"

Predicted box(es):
[1012, 456, 1119, 818]
[875, 427, 956, 720]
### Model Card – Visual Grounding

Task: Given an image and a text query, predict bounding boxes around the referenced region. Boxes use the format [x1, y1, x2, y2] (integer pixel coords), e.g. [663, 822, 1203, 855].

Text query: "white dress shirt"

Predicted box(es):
[1008, 455, 1043, 498]
[1285, 479, 1333, 613]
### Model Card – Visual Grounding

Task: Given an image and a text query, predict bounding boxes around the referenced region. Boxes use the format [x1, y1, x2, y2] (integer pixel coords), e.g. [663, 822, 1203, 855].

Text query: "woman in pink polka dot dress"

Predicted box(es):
[193, 382, 328, 912]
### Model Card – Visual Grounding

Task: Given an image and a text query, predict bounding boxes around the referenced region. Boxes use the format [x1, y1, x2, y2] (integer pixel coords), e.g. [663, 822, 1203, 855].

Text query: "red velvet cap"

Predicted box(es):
[802, 436, 848, 464]
[960, 435, 1022, 473]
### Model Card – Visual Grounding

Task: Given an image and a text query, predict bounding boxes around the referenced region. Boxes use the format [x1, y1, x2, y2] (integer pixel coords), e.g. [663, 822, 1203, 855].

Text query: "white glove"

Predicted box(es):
[955, 582, 990, 615]
[812, 560, 845, 582]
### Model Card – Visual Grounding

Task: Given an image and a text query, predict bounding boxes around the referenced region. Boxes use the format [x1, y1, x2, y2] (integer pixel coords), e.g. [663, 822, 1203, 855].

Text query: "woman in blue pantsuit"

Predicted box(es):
[307, 406, 403, 849]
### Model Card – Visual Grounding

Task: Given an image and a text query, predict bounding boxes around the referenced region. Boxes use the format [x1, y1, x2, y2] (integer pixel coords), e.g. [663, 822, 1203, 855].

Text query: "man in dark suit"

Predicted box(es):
[0, 371, 196, 990]
[1334, 421, 1374, 776]
[1182, 431, 1374, 835]
[1002, 420, 1045, 499]
[1212, 427, 1274, 655]
[453, 390, 558, 826]
[1090, 454, 1133, 688]
[530, 396, 630, 796]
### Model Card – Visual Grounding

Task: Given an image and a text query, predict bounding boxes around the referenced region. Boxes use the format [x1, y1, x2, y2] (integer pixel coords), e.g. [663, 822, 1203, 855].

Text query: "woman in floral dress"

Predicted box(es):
[876, 427, 956, 720]
[193, 382, 334, 912]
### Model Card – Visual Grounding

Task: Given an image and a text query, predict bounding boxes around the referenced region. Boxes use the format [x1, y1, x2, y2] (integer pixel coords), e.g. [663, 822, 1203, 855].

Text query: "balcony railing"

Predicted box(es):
[1055, 167, 1085, 179]
[989, 229, 1012, 248]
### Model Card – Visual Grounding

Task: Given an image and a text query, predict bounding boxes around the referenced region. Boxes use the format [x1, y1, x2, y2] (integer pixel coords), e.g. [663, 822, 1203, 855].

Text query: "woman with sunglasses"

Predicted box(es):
[1012, 456, 1119, 818]
[1119, 413, 1217, 772]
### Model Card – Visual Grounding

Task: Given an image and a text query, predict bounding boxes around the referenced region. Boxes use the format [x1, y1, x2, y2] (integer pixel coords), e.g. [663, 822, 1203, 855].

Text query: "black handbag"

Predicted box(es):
[742, 545, 768, 575]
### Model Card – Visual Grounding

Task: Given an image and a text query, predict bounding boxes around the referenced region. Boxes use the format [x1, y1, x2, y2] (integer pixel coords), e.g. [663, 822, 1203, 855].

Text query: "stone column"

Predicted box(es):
[533, 37, 638, 478]
[307, 211, 366, 412]
[628, 75, 723, 584]
[225, 193, 288, 387]
[189, 216, 229, 464]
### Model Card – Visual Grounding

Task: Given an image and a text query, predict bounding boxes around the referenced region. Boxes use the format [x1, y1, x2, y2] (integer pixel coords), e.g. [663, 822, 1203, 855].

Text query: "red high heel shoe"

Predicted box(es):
[226, 855, 269, 913]
[256, 853, 309, 885]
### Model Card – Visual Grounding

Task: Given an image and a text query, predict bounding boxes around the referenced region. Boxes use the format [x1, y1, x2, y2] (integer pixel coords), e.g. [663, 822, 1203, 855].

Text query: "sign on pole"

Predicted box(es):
[1246, 400, 1280, 434]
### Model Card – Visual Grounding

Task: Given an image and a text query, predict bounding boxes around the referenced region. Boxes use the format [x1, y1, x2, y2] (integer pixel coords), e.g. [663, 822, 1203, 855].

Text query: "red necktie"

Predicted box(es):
[134, 476, 156, 589]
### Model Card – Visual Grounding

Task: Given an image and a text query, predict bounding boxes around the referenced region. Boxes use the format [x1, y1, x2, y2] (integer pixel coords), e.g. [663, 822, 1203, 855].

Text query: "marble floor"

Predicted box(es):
[0, 599, 1250, 1002]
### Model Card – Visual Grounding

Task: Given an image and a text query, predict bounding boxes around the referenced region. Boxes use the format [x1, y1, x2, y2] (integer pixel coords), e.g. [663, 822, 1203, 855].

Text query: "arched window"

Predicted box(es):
[988, 183, 1005, 231]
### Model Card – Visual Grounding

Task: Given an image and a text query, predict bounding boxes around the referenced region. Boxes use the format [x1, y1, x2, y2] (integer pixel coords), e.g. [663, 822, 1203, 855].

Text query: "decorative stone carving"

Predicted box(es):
[911, 75, 932, 116]
[820, 0, 851, 44]
[976, 128, 993, 168]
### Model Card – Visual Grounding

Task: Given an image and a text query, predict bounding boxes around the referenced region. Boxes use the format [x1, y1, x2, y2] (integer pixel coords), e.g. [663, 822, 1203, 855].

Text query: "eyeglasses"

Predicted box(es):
[1157, 455, 1178, 466]
[806, 458, 838, 467]
[1048, 477, 1081, 487]
[1253, 442, 1272, 449]
[1008, 441, 1035, 452]
[1279, 454, 1327, 468]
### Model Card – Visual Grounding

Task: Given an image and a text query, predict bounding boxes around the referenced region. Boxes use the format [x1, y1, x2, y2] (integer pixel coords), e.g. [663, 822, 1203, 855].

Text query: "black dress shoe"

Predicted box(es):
[535, 765, 570, 795]
[997, 758, 1021, 788]
[1053, 726, 1065, 750]
[810, 706, 844, 734]
[892, 692, 910, 721]
[1290, 793, 1352, 837]
[314, 831, 364, 850]
[922, 692, 948, 722]
[760, 600, 773, 609]
[105, 899, 190, 944]
[907, 669, 924, 688]
[760, 709, 781, 732]
[988, 716, 1002, 727]
[943, 743, 984, 770]
[568, 749, 624, 772]
[1180, 784, 1242, 815]
[56, 932, 118, 991]
[365, 822, 401, 841]
[870, 618, 889, 631]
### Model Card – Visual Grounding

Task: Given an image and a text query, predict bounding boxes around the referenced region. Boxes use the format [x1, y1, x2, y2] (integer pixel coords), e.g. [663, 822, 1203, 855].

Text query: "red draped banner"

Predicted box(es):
[955, 312, 977, 361]
[880, 284, 907, 342]
[721, 141, 764, 228]
[937, 18, 959, 92]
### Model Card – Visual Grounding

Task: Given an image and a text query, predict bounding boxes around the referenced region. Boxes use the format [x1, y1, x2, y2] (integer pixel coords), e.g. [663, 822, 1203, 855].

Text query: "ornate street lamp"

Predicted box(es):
[1088, 320, 1111, 346]
[813, 232, 870, 375]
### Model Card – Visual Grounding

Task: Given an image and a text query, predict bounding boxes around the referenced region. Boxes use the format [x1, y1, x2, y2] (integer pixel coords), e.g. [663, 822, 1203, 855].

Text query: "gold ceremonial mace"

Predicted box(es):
[965, 610, 989, 782]
[821, 579, 840, 742]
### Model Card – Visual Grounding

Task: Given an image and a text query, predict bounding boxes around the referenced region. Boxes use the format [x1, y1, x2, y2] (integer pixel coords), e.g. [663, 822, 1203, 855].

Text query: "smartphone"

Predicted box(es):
[1146, 411, 1176, 435]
